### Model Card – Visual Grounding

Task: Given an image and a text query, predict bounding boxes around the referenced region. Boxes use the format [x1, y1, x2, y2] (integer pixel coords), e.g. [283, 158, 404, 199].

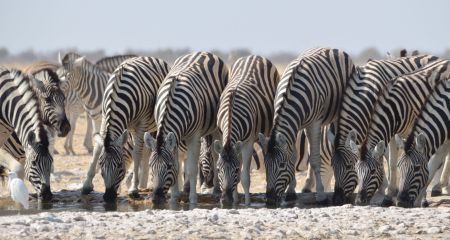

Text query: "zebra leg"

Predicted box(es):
[241, 142, 254, 205]
[185, 137, 201, 204]
[322, 164, 333, 192]
[129, 132, 145, 198]
[306, 122, 326, 203]
[301, 162, 314, 193]
[138, 140, 151, 190]
[81, 118, 102, 194]
[170, 154, 182, 204]
[383, 140, 399, 205]
[83, 115, 94, 154]
[64, 112, 78, 155]
[430, 163, 444, 197]
[439, 153, 450, 194]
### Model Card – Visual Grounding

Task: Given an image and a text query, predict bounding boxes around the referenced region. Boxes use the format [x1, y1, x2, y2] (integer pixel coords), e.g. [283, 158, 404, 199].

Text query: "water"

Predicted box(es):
[0, 190, 332, 216]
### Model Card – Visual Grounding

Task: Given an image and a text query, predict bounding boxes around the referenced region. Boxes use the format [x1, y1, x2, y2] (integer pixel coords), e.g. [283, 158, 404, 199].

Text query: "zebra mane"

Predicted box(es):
[156, 74, 179, 149]
[224, 87, 238, 151]
[7, 69, 49, 146]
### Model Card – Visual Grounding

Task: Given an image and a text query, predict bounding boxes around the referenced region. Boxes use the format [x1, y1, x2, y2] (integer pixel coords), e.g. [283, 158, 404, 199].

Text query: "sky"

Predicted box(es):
[1, 0, 449, 55]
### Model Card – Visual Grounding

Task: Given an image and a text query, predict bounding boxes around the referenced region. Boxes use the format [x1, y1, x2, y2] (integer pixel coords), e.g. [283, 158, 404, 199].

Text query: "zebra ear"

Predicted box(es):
[165, 132, 176, 151]
[395, 135, 405, 149]
[346, 130, 358, 154]
[58, 52, 62, 65]
[415, 133, 427, 154]
[275, 132, 287, 147]
[213, 140, 223, 154]
[234, 141, 242, 154]
[327, 129, 335, 147]
[372, 141, 385, 161]
[113, 130, 128, 147]
[74, 56, 85, 67]
[31, 76, 45, 91]
[144, 132, 156, 151]
[386, 51, 393, 59]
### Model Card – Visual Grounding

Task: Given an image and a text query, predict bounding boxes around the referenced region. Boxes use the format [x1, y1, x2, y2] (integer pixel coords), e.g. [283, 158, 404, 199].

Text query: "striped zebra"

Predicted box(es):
[95, 54, 137, 73]
[330, 54, 438, 206]
[258, 48, 355, 205]
[59, 53, 134, 194]
[61, 53, 136, 155]
[396, 79, 450, 207]
[0, 68, 54, 200]
[144, 52, 228, 204]
[355, 59, 450, 206]
[213, 55, 279, 205]
[96, 57, 169, 201]
[1, 62, 70, 171]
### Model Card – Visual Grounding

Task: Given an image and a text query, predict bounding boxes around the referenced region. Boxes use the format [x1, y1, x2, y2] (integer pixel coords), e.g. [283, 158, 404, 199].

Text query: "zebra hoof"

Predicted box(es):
[381, 198, 394, 207]
[53, 149, 60, 155]
[301, 188, 312, 193]
[285, 192, 297, 201]
[316, 198, 329, 206]
[421, 200, 429, 208]
[81, 186, 93, 195]
[431, 189, 442, 197]
[128, 190, 140, 199]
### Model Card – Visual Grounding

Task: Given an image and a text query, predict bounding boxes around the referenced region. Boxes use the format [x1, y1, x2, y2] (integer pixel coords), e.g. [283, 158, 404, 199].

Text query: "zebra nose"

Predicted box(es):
[152, 187, 166, 204]
[355, 190, 369, 206]
[396, 191, 414, 208]
[220, 189, 234, 206]
[265, 189, 281, 206]
[39, 184, 53, 201]
[57, 117, 71, 137]
[332, 187, 346, 206]
[103, 188, 118, 202]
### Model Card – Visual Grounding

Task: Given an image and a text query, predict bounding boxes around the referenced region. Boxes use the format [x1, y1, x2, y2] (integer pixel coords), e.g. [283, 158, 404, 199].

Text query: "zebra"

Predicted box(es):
[355, 59, 450, 206]
[212, 55, 279, 205]
[144, 52, 228, 204]
[1, 62, 70, 173]
[330, 54, 439, 206]
[96, 57, 169, 202]
[0, 67, 54, 200]
[59, 53, 135, 194]
[396, 79, 450, 208]
[95, 54, 137, 73]
[61, 53, 136, 155]
[257, 48, 355, 205]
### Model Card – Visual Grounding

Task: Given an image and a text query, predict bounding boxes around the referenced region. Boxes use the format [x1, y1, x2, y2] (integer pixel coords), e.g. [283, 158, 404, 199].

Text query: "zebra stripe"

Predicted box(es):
[95, 54, 137, 73]
[356, 59, 450, 205]
[214, 55, 279, 205]
[397, 79, 450, 207]
[96, 56, 169, 202]
[260, 48, 354, 204]
[0, 67, 53, 200]
[144, 52, 228, 204]
[1, 62, 70, 166]
[331, 54, 438, 205]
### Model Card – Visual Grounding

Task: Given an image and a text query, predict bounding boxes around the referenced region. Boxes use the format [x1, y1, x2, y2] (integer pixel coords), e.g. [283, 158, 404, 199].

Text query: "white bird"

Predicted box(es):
[8, 172, 29, 210]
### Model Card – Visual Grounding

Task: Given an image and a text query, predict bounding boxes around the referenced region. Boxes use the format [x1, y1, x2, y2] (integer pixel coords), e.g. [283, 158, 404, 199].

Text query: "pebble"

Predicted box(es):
[73, 216, 85, 221]
[379, 225, 393, 233]
[426, 227, 442, 234]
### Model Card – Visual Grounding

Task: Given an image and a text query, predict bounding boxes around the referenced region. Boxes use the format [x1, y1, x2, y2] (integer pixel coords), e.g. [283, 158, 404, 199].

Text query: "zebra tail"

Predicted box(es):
[295, 131, 308, 172]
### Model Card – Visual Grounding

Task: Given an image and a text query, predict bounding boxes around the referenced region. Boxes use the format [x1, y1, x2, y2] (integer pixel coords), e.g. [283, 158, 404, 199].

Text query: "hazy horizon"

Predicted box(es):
[1, 0, 449, 55]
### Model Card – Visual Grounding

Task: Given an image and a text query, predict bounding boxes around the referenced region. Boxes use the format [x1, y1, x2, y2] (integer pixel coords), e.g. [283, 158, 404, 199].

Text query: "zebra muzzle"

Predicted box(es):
[39, 184, 53, 201]
[396, 191, 414, 208]
[103, 187, 118, 202]
[57, 117, 71, 137]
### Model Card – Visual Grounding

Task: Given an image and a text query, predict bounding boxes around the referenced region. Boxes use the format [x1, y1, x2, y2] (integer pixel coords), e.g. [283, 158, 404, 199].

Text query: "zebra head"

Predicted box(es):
[97, 131, 128, 202]
[214, 140, 242, 205]
[331, 130, 359, 205]
[144, 132, 178, 204]
[259, 132, 296, 205]
[60, 52, 86, 88]
[397, 133, 429, 208]
[31, 70, 70, 137]
[24, 131, 53, 201]
[355, 141, 385, 205]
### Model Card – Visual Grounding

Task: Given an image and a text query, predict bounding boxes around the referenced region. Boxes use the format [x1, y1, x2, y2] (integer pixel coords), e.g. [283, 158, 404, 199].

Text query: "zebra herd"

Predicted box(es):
[0, 47, 449, 209]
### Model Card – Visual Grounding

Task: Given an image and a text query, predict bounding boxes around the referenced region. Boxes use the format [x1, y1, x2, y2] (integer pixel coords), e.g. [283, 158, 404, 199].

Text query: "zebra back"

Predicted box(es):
[271, 47, 354, 146]
[362, 59, 450, 156]
[154, 52, 228, 147]
[95, 54, 137, 73]
[218, 55, 279, 147]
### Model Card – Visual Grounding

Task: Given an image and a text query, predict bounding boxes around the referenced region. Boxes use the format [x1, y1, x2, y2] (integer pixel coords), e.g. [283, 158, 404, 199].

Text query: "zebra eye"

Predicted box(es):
[279, 162, 286, 168]
[413, 165, 420, 171]
[167, 164, 172, 170]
